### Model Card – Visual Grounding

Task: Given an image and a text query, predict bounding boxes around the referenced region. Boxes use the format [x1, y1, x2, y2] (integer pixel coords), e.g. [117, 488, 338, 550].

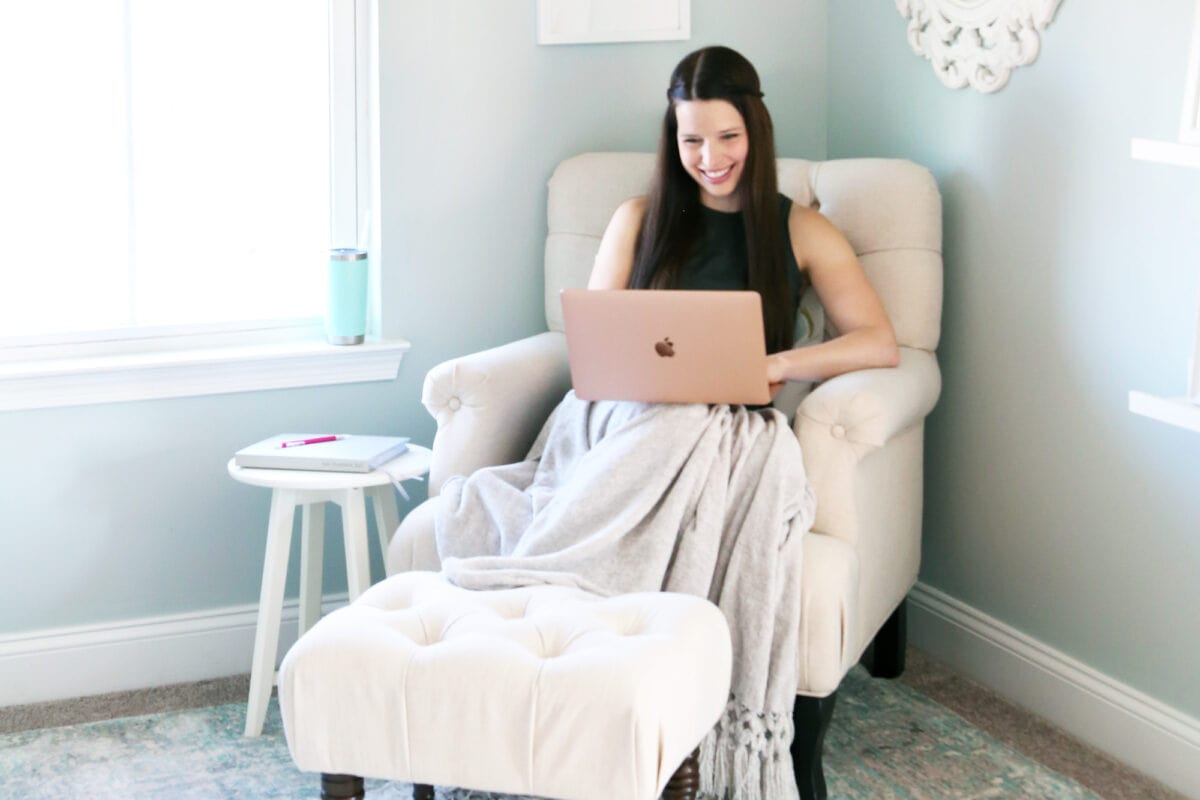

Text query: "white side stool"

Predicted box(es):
[228, 444, 431, 738]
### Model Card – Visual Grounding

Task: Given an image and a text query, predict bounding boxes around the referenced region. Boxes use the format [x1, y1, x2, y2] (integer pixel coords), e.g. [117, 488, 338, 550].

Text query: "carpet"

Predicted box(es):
[0, 666, 1102, 799]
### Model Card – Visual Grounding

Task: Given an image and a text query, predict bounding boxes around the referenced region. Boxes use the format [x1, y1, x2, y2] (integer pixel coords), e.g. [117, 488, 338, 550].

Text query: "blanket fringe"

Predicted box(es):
[698, 697, 798, 800]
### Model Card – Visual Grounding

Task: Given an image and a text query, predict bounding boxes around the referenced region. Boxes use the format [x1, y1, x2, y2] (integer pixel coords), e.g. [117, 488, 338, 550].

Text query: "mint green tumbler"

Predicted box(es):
[327, 248, 368, 345]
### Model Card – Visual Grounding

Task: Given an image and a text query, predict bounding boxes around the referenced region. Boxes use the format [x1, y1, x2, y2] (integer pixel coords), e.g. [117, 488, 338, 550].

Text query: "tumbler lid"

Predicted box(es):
[330, 248, 368, 261]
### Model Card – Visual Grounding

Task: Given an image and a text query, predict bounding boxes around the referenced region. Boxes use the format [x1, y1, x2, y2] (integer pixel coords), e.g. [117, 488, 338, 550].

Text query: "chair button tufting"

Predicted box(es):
[448, 397, 462, 411]
[831, 424, 846, 439]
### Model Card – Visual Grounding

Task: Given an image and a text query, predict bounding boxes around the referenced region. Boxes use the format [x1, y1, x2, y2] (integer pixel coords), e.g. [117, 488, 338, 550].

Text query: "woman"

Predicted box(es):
[436, 47, 898, 800]
[589, 45, 899, 392]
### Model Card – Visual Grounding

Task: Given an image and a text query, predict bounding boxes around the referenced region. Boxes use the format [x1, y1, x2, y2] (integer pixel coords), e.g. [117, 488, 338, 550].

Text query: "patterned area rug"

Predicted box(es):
[0, 666, 1101, 799]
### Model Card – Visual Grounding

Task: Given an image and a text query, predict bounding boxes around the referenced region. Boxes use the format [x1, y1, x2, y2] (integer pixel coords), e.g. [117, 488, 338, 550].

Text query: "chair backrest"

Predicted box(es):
[544, 152, 943, 353]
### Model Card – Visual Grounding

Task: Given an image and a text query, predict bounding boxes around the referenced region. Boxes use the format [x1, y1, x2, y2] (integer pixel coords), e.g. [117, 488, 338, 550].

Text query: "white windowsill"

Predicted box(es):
[1130, 137, 1200, 169]
[0, 337, 411, 413]
[1129, 391, 1200, 434]
[1128, 138, 1200, 436]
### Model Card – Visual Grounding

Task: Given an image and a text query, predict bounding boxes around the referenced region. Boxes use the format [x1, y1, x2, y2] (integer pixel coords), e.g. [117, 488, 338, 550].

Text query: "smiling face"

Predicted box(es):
[674, 98, 749, 212]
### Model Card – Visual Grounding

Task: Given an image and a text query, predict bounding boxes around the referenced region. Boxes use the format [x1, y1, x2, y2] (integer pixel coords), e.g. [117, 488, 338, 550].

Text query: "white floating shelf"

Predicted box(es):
[1131, 137, 1200, 168]
[1129, 391, 1200, 434]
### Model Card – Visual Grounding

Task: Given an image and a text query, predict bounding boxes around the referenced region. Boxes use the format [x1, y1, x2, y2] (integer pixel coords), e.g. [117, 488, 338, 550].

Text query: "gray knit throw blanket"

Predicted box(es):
[435, 391, 815, 800]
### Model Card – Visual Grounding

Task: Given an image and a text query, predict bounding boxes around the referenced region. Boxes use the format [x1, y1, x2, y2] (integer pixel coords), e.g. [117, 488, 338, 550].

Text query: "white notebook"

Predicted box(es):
[234, 434, 410, 473]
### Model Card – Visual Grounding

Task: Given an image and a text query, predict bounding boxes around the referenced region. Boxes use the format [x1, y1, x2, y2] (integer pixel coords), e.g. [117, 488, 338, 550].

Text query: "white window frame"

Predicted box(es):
[0, 0, 406, 413]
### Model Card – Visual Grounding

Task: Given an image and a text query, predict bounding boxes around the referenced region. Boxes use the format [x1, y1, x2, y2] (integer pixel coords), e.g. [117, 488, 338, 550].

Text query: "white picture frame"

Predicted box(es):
[1179, 0, 1200, 145]
[537, 0, 690, 46]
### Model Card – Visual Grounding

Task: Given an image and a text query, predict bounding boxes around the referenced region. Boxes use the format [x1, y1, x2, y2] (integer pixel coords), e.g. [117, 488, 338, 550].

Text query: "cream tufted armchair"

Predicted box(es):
[388, 152, 943, 800]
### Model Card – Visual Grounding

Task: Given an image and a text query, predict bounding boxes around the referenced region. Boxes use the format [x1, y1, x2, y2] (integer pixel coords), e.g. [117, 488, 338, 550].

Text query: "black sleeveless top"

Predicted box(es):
[677, 194, 804, 409]
[678, 193, 804, 316]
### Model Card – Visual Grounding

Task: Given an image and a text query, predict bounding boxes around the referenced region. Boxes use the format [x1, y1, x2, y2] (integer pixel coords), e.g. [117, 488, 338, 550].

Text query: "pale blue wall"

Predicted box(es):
[375, 0, 828, 355]
[828, 3, 1200, 718]
[0, 2, 827, 638]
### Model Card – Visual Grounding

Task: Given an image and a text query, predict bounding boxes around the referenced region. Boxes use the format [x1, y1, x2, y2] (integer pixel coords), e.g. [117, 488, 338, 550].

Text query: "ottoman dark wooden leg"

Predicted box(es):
[412, 784, 435, 800]
[321, 773, 364, 799]
[661, 747, 700, 800]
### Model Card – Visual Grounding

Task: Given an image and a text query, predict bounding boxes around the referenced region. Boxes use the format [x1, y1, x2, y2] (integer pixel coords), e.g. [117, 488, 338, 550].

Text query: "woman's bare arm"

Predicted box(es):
[767, 205, 899, 384]
[587, 197, 647, 290]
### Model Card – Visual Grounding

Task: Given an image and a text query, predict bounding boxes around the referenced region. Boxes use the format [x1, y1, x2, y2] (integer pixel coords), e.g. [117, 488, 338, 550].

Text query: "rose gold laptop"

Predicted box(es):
[560, 289, 771, 405]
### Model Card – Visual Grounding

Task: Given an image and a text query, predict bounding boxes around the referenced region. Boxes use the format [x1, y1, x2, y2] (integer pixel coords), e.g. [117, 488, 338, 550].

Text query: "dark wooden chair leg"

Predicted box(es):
[860, 599, 907, 679]
[411, 784, 435, 800]
[661, 747, 700, 800]
[791, 693, 836, 800]
[321, 773, 364, 800]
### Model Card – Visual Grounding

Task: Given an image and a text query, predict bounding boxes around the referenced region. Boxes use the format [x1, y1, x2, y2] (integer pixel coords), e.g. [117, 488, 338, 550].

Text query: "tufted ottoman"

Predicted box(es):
[278, 571, 732, 800]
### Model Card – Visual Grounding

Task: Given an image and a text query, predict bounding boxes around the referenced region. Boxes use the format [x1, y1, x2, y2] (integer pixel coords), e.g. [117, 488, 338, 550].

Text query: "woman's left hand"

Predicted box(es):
[766, 353, 788, 385]
[767, 354, 788, 400]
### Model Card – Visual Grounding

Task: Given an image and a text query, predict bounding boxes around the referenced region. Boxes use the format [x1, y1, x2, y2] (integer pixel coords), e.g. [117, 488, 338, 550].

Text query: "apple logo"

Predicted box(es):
[655, 337, 675, 357]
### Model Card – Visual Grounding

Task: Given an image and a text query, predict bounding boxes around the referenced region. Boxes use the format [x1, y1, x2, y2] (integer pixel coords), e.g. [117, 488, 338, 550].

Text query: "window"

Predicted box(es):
[0, 0, 366, 341]
[0, 1, 403, 411]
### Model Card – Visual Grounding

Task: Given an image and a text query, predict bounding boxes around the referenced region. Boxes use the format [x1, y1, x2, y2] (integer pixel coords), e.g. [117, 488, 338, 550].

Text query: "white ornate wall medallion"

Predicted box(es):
[896, 0, 1063, 93]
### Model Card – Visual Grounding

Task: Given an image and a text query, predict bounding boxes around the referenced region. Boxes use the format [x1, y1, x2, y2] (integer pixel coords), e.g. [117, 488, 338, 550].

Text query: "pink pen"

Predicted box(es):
[279, 435, 343, 449]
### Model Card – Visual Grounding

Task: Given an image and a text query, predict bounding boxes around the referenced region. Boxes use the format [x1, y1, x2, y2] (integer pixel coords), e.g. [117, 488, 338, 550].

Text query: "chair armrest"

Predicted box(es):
[794, 347, 940, 448]
[386, 496, 443, 575]
[794, 347, 941, 649]
[422, 331, 570, 494]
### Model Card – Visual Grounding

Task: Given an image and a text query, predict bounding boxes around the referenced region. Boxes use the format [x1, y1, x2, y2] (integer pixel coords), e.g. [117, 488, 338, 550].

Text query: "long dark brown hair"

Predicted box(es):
[628, 46, 795, 354]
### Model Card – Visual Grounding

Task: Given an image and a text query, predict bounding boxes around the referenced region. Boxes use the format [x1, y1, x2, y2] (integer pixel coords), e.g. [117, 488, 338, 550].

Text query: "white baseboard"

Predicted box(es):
[909, 582, 1200, 799]
[5, 584, 1198, 798]
[0, 594, 348, 707]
